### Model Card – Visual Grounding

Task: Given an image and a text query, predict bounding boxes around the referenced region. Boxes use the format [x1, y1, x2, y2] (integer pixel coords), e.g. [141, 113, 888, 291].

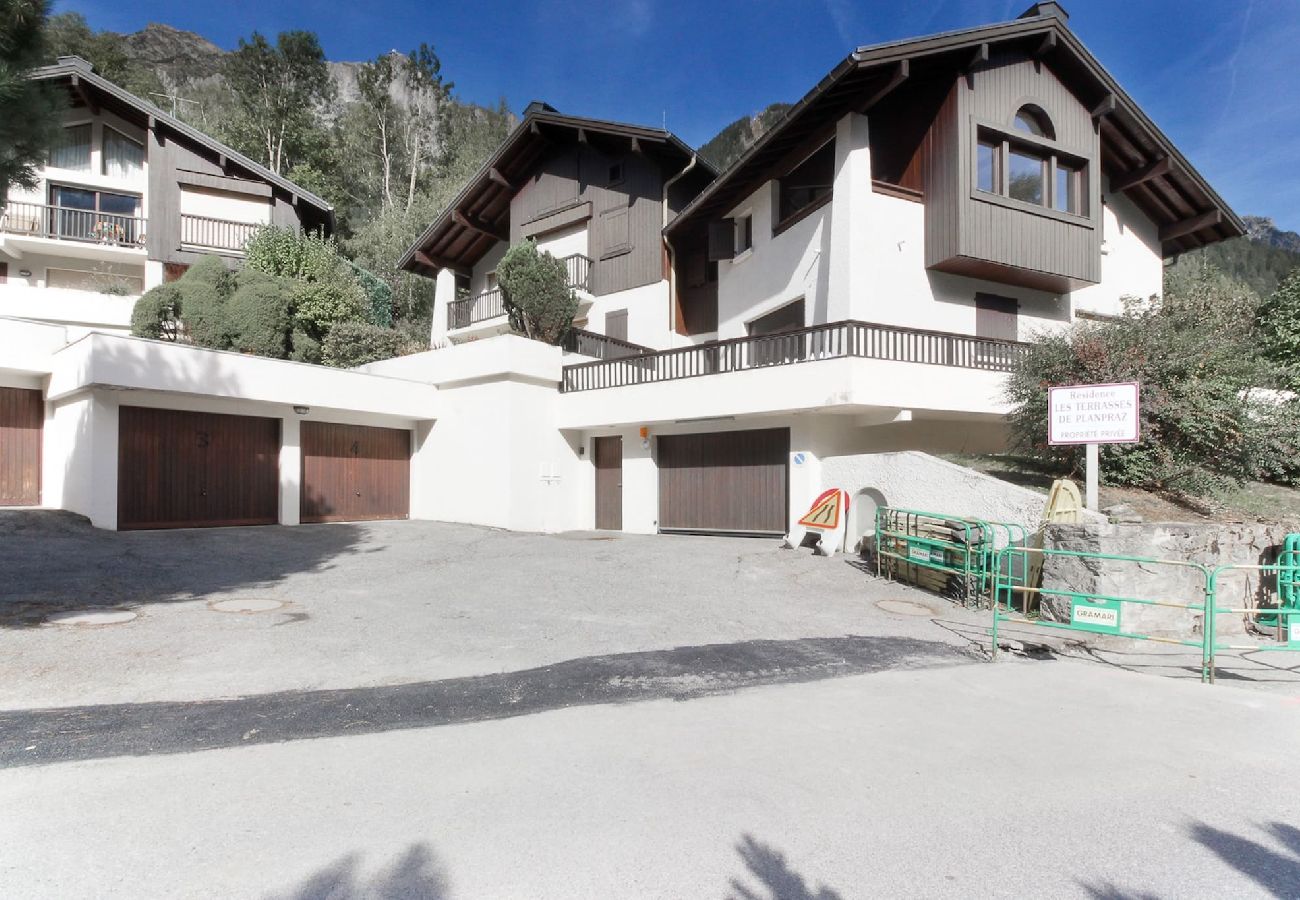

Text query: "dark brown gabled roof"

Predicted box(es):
[666, 6, 1244, 256]
[30, 57, 334, 224]
[398, 107, 713, 276]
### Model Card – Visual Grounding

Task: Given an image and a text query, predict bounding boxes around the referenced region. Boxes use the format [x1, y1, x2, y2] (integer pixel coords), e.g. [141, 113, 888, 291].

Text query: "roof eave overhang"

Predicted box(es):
[29, 64, 334, 218]
[666, 15, 1243, 253]
[398, 111, 715, 276]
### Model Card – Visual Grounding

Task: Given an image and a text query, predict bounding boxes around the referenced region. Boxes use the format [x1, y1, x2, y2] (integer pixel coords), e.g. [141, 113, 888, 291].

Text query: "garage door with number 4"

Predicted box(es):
[301, 422, 411, 523]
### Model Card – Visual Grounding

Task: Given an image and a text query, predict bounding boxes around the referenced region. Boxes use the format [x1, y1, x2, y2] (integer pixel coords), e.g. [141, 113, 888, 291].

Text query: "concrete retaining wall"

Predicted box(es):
[1040, 522, 1291, 637]
[821, 451, 1066, 552]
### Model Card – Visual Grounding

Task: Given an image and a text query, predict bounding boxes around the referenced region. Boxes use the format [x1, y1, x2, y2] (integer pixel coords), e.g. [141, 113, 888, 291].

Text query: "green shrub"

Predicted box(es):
[227, 277, 292, 357]
[130, 284, 182, 339]
[289, 275, 369, 339]
[244, 226, 308, 279]
[497, 240, 577, 344]
[1259, 268, 1300, 392]
[288, 330, 321, 364]
[1007, 264, 1300, 497]
[180, 281, 229, 349]
[181, 254, 234, 298]
[321, 321, 405, 367]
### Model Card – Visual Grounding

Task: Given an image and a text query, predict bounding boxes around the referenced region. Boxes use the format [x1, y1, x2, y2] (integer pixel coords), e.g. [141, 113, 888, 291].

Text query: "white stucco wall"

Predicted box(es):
[468, 240, 509, 297]
[716, 185, 829, 340]
[1070, 185, 1164, 318]
[580, 280, 671, 348]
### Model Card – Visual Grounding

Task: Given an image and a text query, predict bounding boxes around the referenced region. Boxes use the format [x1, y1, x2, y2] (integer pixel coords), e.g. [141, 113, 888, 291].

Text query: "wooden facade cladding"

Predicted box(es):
[909, 54, 1101, 292]
[0, 388, 42, 507]
[147, 132, 306, 267]
[509, 143, 669, 296]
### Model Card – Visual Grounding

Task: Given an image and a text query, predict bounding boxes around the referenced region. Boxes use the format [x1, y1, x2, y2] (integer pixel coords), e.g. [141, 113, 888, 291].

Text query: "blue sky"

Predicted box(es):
[57, 0, 1300, 231]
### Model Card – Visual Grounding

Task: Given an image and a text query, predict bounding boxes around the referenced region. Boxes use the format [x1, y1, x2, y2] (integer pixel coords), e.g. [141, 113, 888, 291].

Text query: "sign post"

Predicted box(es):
[1047, 382, 1140, 511]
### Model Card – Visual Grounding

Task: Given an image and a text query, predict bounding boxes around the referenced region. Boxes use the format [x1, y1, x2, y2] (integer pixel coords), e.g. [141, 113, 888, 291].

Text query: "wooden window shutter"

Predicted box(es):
[605, 309, 628, 342]
[708, 221, 735, 261]
[975, 293, 1019, 341]
[0, 262, 7, 284]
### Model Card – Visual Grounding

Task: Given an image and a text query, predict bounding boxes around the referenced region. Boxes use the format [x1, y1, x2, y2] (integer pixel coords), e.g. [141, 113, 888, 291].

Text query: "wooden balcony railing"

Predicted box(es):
[560, 327, 652, 360]
[559, 319, 1029, 393]
[448, 252, 593, 330]
[180, 214, 261, 254]
[0, 200, 145, 247]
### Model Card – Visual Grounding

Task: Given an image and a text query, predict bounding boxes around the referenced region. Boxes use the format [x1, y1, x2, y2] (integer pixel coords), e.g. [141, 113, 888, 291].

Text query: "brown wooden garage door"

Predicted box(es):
[300, 422, 410, 523]
[657, 428, 789, 535]
[0, 387, 42, 507]
[118, 407, 280, 530]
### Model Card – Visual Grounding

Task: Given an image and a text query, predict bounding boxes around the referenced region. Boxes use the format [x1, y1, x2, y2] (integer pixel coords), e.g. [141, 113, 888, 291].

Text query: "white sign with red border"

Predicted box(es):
[1048, 382, 1140, 446]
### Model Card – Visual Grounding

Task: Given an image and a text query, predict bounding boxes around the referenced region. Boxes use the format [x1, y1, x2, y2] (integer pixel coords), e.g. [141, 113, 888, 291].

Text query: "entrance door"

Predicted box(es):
[593, 436, 622, 530]
[0, 387, 42, 506]
[657, 428, 789, 535]
[300, 421, 411, 523]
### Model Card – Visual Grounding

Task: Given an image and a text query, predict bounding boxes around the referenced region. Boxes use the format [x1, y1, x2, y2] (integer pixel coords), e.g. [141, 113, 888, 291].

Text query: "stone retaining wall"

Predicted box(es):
[1040, 522, 1290, 637]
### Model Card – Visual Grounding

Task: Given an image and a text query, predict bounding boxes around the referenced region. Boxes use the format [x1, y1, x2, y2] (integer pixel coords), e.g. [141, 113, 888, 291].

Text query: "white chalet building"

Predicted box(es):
[0, 5, 1242, 541]
[0, 56, 333, 335]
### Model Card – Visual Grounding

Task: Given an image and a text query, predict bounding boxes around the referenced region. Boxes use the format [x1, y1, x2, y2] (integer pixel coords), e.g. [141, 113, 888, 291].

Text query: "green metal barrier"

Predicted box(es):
[1205, 560, 1300, 683]
[874, 507, 1027, 608]
[1263, 534, 1300, 625]
[992, 546, 1214, 682]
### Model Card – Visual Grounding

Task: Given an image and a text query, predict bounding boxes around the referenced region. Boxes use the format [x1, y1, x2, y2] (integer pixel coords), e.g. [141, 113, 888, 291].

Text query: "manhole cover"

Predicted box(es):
[45, 609, 137, 626]
[875, 599, 934, 617]
[209, 598, 284, 614]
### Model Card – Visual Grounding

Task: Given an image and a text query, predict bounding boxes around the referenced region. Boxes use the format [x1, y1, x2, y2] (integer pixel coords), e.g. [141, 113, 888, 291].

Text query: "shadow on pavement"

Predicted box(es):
[1078, 821, 1300, 899]
[266, 843, 449, 900]
[728, 834, 844, 900]
[0, 635, 974, 768]
[0, 510, 362, 628]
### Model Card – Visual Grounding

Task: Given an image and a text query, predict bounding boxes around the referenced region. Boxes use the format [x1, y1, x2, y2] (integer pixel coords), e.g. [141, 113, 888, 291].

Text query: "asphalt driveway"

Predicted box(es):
[0, 510, 985, 713]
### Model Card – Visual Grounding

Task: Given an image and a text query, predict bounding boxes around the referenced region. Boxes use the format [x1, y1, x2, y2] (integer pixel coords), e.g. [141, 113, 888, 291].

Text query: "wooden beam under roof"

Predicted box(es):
[1090, 94, 1116, 120]
[487, 167, 514, 191]
[413, 249, 470, 277]
[452, 209, 508, 242]
[69, 74, 99, 114]
[1034, 31, 1057, 58]
[1109, 156, 1171, 194]
[860, 59, 909, 112]
[1160, 209, 1221, 243]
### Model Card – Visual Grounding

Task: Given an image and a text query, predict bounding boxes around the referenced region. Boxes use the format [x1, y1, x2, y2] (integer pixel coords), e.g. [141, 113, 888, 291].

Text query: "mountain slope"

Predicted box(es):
[698, 103, 791, 171]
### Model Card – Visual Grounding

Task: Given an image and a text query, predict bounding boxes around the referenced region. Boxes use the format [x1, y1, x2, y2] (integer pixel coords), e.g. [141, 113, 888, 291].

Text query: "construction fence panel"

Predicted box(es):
[992, 546, 1213, 682]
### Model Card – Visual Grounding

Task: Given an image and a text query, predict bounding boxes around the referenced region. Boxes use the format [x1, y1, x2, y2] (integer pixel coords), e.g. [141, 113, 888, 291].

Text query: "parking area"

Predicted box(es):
[0, 510, 990, 712]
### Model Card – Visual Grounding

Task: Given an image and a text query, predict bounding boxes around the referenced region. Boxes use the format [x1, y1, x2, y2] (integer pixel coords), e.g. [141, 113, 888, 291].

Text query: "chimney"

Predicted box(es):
[524, 101, 558, 117]
[1018, 2, 1069, 22]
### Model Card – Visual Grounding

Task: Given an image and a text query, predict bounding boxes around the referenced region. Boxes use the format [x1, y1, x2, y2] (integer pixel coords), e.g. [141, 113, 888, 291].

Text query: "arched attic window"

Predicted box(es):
[1012, 105, 1055, 140]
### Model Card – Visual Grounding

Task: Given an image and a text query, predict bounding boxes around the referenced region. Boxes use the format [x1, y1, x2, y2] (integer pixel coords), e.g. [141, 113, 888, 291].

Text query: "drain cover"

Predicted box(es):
[45, 609, 137, 626]
[209, 597, 284, 614]
[875, 599, 934, 617]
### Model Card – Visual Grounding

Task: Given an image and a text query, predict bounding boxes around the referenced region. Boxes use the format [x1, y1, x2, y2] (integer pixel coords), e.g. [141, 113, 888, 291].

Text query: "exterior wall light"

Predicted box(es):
[17, 269, 32, 278]
[293, 405, 310, 415]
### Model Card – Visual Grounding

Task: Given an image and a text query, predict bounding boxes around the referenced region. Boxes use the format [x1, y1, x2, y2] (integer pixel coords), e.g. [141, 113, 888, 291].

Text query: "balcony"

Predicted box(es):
[448, 253, 592, 331]
[555, 320, 1030, 429]
[180, 214, 262, 255]
[0, 200, 146, 263]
